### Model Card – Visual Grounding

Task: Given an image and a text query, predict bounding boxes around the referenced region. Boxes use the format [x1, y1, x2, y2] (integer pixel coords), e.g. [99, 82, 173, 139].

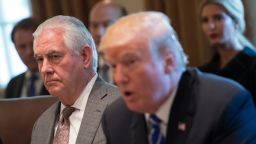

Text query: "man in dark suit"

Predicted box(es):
[31, 15, 120, 144]
[98, 11, 256, 144]
[89, 0, 127, 83]
[5, 17, 49, 98]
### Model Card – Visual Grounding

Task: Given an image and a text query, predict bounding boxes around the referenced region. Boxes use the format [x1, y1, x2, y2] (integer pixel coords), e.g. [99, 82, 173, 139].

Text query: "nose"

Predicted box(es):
[39, 59, 53, 75]
[208, 21, 216, 30]
[113, 65, 128, 86]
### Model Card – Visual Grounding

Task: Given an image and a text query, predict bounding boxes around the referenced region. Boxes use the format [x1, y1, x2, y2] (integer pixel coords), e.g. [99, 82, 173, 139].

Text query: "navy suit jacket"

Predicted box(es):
[5, 72, 49, 98]
[102, 68, 256, 144]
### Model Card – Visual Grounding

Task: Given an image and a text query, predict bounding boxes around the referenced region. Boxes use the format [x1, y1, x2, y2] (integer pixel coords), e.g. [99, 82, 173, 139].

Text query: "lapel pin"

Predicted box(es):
[178, 121, 186, 131]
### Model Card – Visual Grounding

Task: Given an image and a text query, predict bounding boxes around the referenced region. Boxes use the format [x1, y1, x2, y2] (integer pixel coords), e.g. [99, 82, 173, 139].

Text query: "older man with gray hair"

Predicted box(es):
[99, 11, 256, 144]
[31, 15, 120, 144]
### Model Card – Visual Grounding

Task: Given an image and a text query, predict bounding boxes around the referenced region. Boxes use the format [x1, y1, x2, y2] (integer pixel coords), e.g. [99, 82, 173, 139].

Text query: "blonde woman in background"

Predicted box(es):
[199, 0, 256, 103]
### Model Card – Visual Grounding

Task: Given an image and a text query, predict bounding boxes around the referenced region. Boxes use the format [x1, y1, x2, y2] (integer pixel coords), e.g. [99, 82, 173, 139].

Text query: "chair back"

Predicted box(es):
[0, 96, 57, 144]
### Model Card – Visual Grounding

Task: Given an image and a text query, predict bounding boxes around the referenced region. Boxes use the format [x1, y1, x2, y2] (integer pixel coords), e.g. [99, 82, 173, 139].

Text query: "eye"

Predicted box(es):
[50, 54, 60, 60]
[34, 56, 43, 65]
[214, 14, 224, 21]
[52, 54, 60, 59]
[90, 22, 99, 29]
[123, 58, 138, 68]
[47, 53, 63, 63]
[201, 16, 208, 23]
[16, 44, 26, 50]
[109, 63, 116, 70]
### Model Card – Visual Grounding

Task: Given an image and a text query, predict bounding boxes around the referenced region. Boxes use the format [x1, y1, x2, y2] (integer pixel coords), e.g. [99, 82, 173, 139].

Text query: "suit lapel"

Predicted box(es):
[15, 73, 25, 97]
[41, 102, 60, 144]
[76, 78, 109, 144]
[130, 113, 149, 144]
[166, 69, 197, 144]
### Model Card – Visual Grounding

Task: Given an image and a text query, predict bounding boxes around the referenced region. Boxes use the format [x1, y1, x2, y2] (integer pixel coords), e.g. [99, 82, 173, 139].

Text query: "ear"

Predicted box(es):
[164, 54, 175, 74]
[81, 45, 93, 69]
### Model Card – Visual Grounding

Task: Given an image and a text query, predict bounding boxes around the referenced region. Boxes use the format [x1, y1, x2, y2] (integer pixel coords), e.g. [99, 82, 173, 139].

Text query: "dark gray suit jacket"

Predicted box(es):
[102, 68, 256, 144]
[5, 72, 49, 98]
[31, 77, 120, 144]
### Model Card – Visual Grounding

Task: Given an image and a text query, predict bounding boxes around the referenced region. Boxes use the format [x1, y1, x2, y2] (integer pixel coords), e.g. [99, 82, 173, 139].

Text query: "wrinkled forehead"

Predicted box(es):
[34, 28, 66, 52]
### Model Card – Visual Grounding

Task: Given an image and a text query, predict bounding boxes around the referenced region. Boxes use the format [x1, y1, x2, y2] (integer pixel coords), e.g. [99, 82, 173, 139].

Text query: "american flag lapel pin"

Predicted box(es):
[178, 121, 186, 131]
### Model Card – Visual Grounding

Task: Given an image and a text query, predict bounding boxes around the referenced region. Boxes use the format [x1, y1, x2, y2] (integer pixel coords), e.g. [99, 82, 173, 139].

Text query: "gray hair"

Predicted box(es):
[100, 11, 188, 71]
[33, 15, 98, 71]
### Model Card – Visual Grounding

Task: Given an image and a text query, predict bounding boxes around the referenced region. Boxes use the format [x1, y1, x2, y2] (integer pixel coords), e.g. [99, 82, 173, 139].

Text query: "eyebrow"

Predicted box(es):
[34, 50, 61, 57]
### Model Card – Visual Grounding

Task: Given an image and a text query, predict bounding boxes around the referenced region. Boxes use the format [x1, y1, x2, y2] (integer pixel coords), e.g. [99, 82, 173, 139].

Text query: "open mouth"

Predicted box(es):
[124, 91, 132, 97]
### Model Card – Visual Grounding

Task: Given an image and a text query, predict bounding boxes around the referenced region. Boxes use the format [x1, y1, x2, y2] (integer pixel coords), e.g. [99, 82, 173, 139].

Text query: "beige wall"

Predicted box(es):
[244, 0, 256, 45]
[0, 89, 5, 98]
[114, 0, 145, 13]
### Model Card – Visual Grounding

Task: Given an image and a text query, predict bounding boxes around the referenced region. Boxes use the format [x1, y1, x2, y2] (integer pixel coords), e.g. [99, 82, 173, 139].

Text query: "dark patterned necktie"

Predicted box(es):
[53, 107, 75, 144]
[27, 74, 38, 96]
[149, 114, 166, 144]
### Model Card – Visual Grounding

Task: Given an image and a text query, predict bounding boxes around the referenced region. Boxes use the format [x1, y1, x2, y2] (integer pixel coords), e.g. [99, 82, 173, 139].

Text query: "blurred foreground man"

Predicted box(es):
[99, 11, 256, 144]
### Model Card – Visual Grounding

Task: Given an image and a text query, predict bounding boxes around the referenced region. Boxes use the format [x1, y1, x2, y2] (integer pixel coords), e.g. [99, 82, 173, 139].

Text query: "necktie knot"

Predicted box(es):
[53, 107, 75, 144]
[30, 73, 38, 81]
[150, 114, 161, 125]
[149, 114, 166, 144]
[62, 107, 75, 121]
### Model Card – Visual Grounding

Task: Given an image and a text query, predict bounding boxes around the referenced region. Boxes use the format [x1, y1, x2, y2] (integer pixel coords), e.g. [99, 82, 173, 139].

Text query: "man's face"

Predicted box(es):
[34, 29, 86, 98]
[14, 29, 38, 72]
[105, 38, 171, 113]
[89, 5, 122, 48]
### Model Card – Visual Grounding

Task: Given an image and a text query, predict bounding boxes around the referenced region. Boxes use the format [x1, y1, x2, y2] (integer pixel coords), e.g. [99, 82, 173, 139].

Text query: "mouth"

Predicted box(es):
[209, 33, 218, 39]
[45, 80, 59, 86]
[124, 91, 133, 97]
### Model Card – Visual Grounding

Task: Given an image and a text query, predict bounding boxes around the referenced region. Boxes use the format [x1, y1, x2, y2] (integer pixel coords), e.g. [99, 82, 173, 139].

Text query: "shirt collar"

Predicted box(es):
[60, 73, 98, 112]
[25, 70, 40, 79]
[146, 86, 177, 125]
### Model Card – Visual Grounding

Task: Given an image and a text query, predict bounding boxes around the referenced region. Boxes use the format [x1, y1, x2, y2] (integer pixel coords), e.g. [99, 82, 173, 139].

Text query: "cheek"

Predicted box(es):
[202, 24, 209, 34]
[137, 65, 163, 93]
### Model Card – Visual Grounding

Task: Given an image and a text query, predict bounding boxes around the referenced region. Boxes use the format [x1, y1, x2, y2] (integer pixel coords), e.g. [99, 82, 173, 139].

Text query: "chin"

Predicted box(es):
[127, 103, 142, 113]
[127, 103, 153, 114]
[47, 86, 62, 96]
[211, 42, 227, 49]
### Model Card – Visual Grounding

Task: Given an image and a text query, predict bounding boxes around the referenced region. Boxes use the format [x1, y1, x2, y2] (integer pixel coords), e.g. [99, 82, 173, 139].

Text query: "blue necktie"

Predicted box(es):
[149, 114, 166, 144]
[27, 74, 38, 97]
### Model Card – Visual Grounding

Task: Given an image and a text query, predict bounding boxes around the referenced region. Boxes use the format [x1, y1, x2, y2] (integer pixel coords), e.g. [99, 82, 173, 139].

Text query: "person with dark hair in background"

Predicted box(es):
[99, 11, 256, 144]
[31, 15, 120, 144]
[198, 0, 256, 103]
[89, 0, 127, 83]
[5, 17, 49, 98]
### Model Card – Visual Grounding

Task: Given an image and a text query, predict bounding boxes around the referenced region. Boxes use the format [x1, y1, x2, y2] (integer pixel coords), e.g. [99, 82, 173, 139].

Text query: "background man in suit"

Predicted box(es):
[31, 15, 119, 144]
[89, 0, 127, 83]
[5, 17, 49, 98]
[99, 11, 256, 144]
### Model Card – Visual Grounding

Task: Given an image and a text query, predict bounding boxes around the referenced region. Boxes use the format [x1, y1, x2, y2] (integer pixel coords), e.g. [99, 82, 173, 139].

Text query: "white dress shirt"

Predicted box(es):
[55, 73, 98, 144]
[145, 86, 177, 137]
[21, 71, 43, 97]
